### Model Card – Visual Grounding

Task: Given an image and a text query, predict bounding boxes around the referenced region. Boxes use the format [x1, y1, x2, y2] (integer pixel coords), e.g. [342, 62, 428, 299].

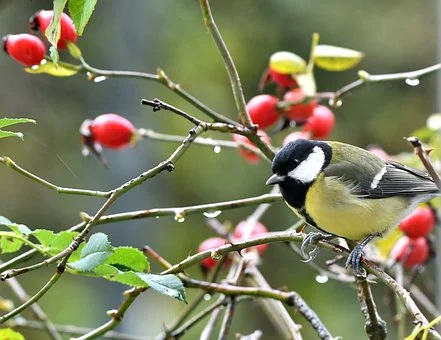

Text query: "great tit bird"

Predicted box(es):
[266, 139, 439, 274]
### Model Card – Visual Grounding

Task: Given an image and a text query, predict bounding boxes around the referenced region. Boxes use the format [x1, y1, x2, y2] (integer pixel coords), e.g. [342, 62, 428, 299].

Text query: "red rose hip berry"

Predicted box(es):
[247, 95, 279, 129]
[390, 236, 430, 268]
[3, 34, 46, 67]
[198, 237, 227, 271]
[268, 67, 297, 87]
[90, 114, 136, 149]
[283, 88, 317, 122]
[233, 220, 269, 255]
[282, 131, 311, 146]
[30, 10, 77, 49]
[232, 130, 271, 164]
[399, 206, 435, 238]
[302, 105, 335, 139]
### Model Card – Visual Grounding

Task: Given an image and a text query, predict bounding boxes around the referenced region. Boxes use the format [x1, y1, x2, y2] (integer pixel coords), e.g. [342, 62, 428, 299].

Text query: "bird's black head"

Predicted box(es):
[266, 139, 332, 208]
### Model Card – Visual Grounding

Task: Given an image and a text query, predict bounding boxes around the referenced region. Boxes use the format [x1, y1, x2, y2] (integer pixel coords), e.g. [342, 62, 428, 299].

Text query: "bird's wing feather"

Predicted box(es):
[324, 157, 438, 199]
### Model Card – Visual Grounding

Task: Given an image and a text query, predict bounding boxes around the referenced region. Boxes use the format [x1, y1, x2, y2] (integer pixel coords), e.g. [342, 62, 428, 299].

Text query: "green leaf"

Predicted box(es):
[0, 328, 25, 340]
[314, 45, 364, 72]
[0, 118, 35, 141]
[69, 233, 113, 272]
[0, 217, 12, 225]
[0, 130, 24, 140]
[136, 273, 186, 302]
[94, 265, 147, 287]
[0, 118, 35, 129]
[66, 41, 82, 59]
[45, 0, 68, 48]
[0, 217, 32, 236]
[32, 229, 57, 248]
[48, 231, 78, 253]
[104, 247, 149, 273]
[25, 60, 78, 77]
[1, 235, 23, 254]
[0, 217, 31, 254]
[68, 0, 98, 36]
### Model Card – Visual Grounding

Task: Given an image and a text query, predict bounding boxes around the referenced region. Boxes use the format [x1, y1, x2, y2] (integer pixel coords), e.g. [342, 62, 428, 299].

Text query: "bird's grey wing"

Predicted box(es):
[324, 158, 439, 199]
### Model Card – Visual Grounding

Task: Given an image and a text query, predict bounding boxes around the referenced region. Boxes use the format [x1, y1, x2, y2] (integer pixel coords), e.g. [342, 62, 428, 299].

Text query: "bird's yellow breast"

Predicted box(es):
[303, 174, 408, 240]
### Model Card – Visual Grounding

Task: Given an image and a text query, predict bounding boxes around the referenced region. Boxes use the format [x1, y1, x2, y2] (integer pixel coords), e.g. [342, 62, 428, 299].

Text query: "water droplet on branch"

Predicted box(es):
[203, 210, 222, 218]
[93, 76, 107, 83]
[174, 210, 186, 223]
[405, 78, 420, 87]
[315, 275, 328, 284]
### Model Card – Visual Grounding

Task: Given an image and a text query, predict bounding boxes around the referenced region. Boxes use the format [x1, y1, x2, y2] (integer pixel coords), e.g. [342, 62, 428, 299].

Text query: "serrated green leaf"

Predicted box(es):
[0, 217, 32, 235]
[25, 60, 78, 77]
[0, 118, 35, 129]
[45, 0, 68, 48]
[314, 45, 364, 72]
[32, 229, 56, 248]
[81, 233, 112, 257]
[1, 235, 23, 254]
[136, 273, 186, 302]
[68, 0, 98, 36]
[49, 231, 78, 253]
[0, 130, 24, 140]
[0, 217, 13, 225]
[0, 328, 25, 340]
[94, 264, 147, 287]
[0, 217, 28, 252]
[69, 233, 113, 272]
[66, 41, 82, 59]
[104, 247, 149, 273]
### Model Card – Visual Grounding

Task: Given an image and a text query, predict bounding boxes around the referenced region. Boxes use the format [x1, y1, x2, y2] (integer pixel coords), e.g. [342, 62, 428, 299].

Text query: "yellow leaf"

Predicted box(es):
[314, 45, 364, 72]
[269, 51, 306, 74]
[294, 72, 316, 96]
[25, 60, 79, 77]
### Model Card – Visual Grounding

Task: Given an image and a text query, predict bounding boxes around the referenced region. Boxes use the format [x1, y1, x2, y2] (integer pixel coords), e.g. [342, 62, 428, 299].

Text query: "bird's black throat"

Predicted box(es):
[279, 180, 318, 227]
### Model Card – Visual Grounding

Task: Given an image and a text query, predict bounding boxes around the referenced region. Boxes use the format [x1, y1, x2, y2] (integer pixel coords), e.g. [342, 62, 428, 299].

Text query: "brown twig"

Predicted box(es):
[198, 0, 252, 127]
[405, 136, 441, 191]
[356, 275, 387, 340]
[79, 57, 238, 125]
[319, 63, 441, 106]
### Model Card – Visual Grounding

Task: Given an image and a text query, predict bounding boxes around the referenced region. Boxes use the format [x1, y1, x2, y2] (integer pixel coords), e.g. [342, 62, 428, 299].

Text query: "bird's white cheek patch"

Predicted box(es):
[371, 167, 387, 189]
[288, 146, 325, 183]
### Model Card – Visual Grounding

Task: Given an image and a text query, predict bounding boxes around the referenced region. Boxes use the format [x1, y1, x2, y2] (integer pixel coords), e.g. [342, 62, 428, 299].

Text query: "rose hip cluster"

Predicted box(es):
[197, 220, 269, 272]
[390, 206, 435, 268]
[233, 51, 335, 164]
[3, 10, 77, 67]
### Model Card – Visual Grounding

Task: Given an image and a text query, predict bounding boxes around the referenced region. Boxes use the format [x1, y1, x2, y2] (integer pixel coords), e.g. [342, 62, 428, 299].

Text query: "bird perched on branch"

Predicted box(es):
[266, 139, 439, 274]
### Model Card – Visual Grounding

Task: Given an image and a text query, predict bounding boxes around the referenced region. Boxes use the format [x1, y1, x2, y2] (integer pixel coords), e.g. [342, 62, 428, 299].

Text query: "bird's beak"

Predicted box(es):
[266, 173, 286, 185]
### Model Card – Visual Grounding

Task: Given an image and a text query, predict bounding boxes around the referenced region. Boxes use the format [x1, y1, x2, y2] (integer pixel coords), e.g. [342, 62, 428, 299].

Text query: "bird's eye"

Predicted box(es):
[293, 159, 299, 165]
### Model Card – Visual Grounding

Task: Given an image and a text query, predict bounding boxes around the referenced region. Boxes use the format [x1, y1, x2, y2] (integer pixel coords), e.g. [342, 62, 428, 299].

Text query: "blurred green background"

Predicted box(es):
[0, 0, 438, 339]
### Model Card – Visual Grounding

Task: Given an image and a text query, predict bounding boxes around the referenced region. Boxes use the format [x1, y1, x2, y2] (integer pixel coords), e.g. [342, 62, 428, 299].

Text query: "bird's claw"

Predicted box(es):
[300, 232, 334, 263]
[346, 244, 366, 276]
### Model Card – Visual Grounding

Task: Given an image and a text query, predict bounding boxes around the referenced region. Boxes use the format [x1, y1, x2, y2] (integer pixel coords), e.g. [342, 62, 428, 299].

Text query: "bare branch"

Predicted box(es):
[356, 275, 387, 340]
[198, 0, 252, 127]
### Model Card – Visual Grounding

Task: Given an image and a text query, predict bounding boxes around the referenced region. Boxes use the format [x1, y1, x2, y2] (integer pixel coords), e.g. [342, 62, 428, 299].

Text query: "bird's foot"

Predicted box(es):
[346, 234, 379, 276]
[300, 232, 334, 263]
[346, 244, 365, 276]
